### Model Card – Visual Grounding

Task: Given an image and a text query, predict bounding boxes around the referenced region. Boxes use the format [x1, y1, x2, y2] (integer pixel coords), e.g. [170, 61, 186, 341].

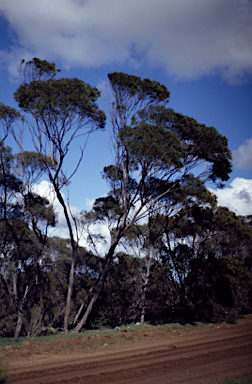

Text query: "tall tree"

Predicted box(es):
[121, 219, 163, 324]
[163, 205, 252, 322]
[72, 72, 232, 332]
[14, 58, 106, 334]
[0, 137, 56, 336]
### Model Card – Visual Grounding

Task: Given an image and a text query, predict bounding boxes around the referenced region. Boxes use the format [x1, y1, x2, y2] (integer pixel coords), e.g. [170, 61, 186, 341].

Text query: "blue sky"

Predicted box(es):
[0, 0, 252, 240]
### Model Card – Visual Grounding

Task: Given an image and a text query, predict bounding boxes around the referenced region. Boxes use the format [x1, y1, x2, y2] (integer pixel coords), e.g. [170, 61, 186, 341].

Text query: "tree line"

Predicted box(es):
[0, 58, 251, 337]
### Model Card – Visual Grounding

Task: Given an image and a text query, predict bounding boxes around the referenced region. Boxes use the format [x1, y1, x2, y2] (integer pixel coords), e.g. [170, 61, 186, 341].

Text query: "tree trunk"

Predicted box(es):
[14, 305, 24, 338]
[140, 249, 151, 324]
[13, 272, 22, 338]
[73, 282, 98, 325]
[13, 273, 30, 338]
[71, 236, 119, 333]
[64, 244, 77, 334]
[53, 185, 78, 335]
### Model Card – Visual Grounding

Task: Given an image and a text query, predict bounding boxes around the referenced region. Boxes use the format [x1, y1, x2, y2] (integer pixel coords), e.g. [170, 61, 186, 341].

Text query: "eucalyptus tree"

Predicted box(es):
[0, 136, 57, 336]
[184, 207, 252, 322]
[72, 72, 232, 332]
[14, 58, 106, 334]
[119, 219, 164, 324]
[117, 173, 217, 323]
[160, 199, 252, 322]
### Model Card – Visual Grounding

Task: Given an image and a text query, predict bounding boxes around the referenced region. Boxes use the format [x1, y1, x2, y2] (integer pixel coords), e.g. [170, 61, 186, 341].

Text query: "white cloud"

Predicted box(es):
[33, 180, 81, 240]
[208, 177, 252, 216]
[232, 138, 252, 169]
[33, 180, 111, 252]
[1, 0, 252, 82]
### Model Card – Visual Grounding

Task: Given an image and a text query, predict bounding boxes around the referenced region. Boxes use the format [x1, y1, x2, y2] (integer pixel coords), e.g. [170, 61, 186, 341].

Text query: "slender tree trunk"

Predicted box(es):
[52, 184, 77, 335]
[15, 299, 28, 338]
[14, 308, 23, 338]
[13, 273, 30, 338]
[63, 244, 77, 334]
[140, 249, 151, 324]
[13, 272, 22, 338]
[73, 281, 98, 325]
[71, 236, 119, 333]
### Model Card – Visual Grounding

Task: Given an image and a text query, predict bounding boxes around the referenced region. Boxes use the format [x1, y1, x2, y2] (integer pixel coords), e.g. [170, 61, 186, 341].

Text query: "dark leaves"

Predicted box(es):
[0, 103, 21, 141]
[108, 72, 170, 103]
[14, 78, 106, 130]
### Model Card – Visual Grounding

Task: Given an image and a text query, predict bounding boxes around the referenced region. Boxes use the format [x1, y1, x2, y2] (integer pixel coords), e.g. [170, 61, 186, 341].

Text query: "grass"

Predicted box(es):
[0, 321, 213, 349]
[0, 316, 250, 350]
[0, 322, 157, 349]
[0, 321, 203, 356]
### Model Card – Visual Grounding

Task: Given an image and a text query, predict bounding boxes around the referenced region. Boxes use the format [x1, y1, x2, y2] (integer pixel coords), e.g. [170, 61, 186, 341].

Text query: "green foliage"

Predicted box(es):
[172, 112, 232, 186]
[143, 107, 231, 184]
[133, 105, 232, 186]
[0, 139, 58, 337]
[0, 142, 22, 193]
[108, 72, 170, 104]
[16, 151, 55, 184]
[0, 103, 20, 141]
[86, 253, 143, 327]
[186, 253, 252, 323]
[14, 78, 105, 129]
[19, 57, 61, 83]
[14, 62, 106, 195]
[24, 192, 56, 228]
[93, 195, 124, 223]
[119, 122, 183, 169]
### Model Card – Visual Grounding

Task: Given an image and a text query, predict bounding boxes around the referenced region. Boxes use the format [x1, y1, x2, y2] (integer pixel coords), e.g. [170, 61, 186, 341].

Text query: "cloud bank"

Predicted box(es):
[1, 0, 252, 82]
[232, 138, 252, 169]
[209, 177, 252, 216]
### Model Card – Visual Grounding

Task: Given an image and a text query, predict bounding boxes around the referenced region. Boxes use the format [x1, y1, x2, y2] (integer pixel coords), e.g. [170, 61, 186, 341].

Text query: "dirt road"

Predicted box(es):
[7, 318, 252, 384]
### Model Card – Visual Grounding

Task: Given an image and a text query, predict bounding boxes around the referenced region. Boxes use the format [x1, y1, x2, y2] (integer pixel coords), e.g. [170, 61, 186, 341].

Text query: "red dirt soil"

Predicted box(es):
[4, 316, 252, 384]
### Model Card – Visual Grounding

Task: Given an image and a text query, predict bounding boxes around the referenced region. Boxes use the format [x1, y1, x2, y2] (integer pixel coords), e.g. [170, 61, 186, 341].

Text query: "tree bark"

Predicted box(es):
[14, 308, 23, 338]
[63, 246, 78, 334]
[13, 273, 30, 338]
[140, 248, 151, 324]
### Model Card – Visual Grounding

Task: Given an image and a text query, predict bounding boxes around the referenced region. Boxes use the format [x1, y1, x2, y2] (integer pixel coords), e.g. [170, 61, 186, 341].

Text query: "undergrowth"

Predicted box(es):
[0, 322, 154, 348]
[0, 317, 249, 350]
